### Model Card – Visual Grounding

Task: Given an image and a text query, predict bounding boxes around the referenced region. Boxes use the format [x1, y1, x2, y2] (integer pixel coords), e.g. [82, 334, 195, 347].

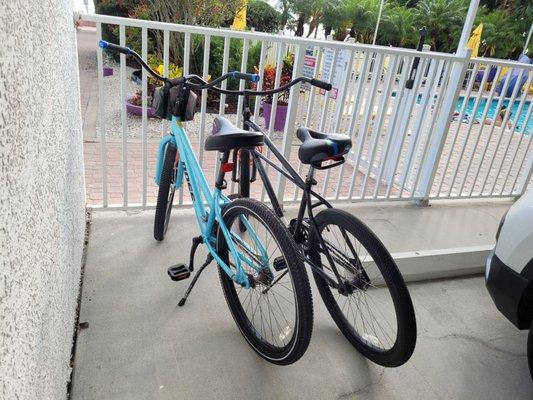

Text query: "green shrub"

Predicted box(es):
[247, 0, 281, 33]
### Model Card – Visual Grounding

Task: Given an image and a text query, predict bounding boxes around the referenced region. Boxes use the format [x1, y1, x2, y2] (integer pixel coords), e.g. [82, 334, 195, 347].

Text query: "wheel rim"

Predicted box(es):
[227, 211, 299, 350]
[318, 223, 398, 352]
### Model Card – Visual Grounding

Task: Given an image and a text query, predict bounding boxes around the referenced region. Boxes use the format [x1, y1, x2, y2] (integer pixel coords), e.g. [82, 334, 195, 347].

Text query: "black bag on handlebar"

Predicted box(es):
[152, 79, 197, 121]
[181, 89, 197, 121]
[152, 85, 169, 119]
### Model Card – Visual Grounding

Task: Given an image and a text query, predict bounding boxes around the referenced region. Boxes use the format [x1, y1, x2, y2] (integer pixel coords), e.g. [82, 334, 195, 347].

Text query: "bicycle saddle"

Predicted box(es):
[296, 127, 352, 165]
[204, 116, 264, 152]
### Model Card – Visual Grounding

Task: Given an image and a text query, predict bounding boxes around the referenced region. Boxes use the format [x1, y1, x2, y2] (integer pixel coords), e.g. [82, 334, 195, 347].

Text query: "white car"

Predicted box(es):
[486, 189, 533, 379]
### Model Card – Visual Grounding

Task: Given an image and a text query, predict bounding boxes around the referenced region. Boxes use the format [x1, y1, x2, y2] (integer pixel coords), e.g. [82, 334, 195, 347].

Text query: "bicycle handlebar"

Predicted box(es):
[99, 40, 166, 82]
[231, 71, 260, 83]
[310, 79, 332, 91]
[99, 40, 331, 96]
[99, 40, 131, 55]
[186, 75, 331, 97]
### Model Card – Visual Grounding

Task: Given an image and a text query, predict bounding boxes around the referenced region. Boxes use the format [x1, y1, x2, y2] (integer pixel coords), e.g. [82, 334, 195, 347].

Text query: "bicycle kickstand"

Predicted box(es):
[178, 254, 213, 307]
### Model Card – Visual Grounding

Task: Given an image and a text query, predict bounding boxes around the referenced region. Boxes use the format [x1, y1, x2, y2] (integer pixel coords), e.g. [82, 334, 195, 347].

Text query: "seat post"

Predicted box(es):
[215, 150, 231, 189]
[305, 166, 317, 188]
[242, 92, 251, 122]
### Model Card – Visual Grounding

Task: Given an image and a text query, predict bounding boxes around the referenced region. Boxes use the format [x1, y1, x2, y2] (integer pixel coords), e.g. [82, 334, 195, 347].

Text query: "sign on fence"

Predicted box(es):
[321, 47, 351, 100]
[302, 46, 317, 90]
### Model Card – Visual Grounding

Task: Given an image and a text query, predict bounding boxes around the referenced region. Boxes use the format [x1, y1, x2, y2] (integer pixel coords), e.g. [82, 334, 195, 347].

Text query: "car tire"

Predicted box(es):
[527, 321, 533, 380]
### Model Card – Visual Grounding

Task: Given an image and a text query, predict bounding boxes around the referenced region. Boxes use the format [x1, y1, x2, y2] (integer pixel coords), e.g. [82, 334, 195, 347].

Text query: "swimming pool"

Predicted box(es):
[455, 96, 531, 135]
[390, 91, 532, 135]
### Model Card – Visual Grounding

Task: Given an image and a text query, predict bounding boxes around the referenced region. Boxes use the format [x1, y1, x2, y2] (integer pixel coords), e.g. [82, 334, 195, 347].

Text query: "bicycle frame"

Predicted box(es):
[155, 116, 269, 288]
[238, 112, 364, 292]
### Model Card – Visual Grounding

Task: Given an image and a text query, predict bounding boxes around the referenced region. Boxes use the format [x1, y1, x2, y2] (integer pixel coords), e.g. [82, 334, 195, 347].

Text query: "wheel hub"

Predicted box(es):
[337, 258, 371, 295]
[254, 269, 273, 286]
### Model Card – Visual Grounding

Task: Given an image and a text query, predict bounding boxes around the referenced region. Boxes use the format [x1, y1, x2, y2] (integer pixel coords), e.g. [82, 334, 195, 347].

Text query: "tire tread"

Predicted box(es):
[218, 198, 313, 365]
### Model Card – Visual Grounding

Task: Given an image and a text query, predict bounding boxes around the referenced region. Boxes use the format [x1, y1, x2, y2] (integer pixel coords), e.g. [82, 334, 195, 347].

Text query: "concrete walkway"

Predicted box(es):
[77, 26, 98, 141]
[71, 200, 532, 399]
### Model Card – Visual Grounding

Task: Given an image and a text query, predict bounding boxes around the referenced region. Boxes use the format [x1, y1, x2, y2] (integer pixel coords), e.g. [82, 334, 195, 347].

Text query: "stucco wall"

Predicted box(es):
[0, 1, 86, 399]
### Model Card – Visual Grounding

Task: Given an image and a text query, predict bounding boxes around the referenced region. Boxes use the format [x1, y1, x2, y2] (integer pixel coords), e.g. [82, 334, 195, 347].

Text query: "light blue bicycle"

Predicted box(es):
[100, 40, 313, 365]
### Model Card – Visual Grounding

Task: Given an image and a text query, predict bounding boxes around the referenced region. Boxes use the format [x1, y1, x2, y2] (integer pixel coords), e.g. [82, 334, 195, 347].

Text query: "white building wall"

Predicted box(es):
[0, 1, 86, 399]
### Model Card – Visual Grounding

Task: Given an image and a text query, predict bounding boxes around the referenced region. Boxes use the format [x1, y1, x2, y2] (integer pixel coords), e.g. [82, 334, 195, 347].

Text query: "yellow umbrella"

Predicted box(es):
[231, 0, 247, 31]
[467, 23, 483, 58]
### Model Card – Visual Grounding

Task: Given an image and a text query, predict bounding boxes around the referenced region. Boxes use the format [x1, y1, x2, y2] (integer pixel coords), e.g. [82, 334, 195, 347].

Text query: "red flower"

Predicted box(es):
[257, 55, 294, 105]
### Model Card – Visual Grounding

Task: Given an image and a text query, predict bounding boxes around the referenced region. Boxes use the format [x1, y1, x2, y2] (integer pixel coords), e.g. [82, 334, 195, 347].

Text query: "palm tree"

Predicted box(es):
[380, 5, 418, 47]
[306, 0, 326, 37]
[415, 0, 467, 52]
[513, 2, 533, 53]
[287, 0, 324, 37]
[278, 0, 291, 29]
[322, 0, 349, 39]
[344, 0, 382, 43]
[476, 8, 522, 58]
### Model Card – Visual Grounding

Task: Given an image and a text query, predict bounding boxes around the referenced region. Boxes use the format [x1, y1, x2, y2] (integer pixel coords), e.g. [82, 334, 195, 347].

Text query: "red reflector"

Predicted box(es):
[221, 162, 234, 172]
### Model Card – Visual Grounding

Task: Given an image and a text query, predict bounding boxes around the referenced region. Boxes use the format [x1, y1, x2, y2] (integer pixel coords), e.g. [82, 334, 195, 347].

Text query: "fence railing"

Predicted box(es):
[77, 13, 532, 209]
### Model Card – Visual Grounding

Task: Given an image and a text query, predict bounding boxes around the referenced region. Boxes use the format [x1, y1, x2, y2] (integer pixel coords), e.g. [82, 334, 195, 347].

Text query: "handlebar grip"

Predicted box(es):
[230, 71, 260, 83]
[310, 79, 332, 91]
[99, 40, 132, 55]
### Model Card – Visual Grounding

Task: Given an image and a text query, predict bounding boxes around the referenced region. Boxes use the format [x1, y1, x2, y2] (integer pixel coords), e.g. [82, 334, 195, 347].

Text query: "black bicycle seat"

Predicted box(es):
[204, 116, 264, 152]
[296, 127, 352, 165]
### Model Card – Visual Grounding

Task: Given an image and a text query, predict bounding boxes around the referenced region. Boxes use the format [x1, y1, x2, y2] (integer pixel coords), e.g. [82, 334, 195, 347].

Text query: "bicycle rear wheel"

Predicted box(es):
[218, 198, 313, 365]
[238, 149, 251, 198]
[236, 149, 250, 232]
[154, 143, 177, 241]
[308, 208, 416, 367]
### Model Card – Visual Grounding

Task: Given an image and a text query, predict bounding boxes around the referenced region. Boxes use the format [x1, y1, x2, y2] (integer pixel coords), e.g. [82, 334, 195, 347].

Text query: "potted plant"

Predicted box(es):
[257, 54, 293, 131]
[126, 90, 156, 117]
[126, 54, 183, 117]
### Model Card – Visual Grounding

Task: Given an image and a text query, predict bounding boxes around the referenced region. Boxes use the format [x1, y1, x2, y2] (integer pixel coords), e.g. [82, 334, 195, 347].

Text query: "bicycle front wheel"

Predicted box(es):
[218, 198, 313, 365]
[308, 208, 416, 367]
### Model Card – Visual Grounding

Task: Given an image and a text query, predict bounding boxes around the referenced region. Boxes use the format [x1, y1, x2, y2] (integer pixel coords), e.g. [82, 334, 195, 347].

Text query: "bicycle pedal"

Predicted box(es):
[167, 264, 191, 281]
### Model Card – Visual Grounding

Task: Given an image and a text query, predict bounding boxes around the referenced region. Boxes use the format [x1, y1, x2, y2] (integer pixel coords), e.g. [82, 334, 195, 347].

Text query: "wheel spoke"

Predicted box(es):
[317, 219, 400, 352]
[228, 207, 298, 350]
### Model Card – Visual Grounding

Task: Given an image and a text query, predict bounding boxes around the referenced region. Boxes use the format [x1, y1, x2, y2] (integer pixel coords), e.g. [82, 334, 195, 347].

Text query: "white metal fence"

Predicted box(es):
[78, 13, 532, 209]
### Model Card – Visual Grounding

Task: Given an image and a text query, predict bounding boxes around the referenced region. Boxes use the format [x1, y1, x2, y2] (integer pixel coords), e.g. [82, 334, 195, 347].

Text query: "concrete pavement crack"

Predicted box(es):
[337, 369, 386, 399]
[421, 333, 525, 357]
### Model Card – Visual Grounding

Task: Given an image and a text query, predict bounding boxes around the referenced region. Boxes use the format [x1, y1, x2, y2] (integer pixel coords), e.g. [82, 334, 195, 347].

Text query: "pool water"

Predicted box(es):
[455, 96, 531, 135]
[390, 91, 531, 135]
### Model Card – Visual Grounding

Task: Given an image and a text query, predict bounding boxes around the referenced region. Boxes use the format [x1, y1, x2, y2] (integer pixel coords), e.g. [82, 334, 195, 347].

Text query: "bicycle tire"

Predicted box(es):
[217, 198, 313, 365]
[239, 149, 251, 198]
[527, 321, 533, 380]
[237, 150, 251, 232]
[154, 142, 177, 241]
[308, 208, 417, 367]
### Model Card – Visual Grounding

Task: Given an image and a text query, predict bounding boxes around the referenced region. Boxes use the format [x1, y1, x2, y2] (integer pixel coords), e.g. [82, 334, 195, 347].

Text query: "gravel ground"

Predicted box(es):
[97, 61, 277, 140]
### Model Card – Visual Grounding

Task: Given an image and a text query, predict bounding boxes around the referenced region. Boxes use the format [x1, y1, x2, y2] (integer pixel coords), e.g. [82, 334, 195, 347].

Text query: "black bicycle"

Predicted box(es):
[225, 77, 417, 367]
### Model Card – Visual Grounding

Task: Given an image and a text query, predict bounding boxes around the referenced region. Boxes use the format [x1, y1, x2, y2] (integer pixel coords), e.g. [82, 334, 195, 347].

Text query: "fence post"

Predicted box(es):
[275, 44, 306, 204]
[383, 43, 430, 190]
[414, 52, 471, 204]
[414, 0, 480, 204]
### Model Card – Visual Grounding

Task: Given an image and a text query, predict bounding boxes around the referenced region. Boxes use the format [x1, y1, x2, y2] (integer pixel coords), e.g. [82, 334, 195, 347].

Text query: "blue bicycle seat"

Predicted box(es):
[205, 117, 264, 152]
[296, 127, 352, 165]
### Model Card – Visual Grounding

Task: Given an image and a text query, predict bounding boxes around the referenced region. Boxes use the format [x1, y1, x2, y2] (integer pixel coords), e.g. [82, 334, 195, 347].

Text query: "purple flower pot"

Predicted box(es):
[263, 102, 288, 131]
[103, 66, 113, 77]
[126, 97, 156, 118]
